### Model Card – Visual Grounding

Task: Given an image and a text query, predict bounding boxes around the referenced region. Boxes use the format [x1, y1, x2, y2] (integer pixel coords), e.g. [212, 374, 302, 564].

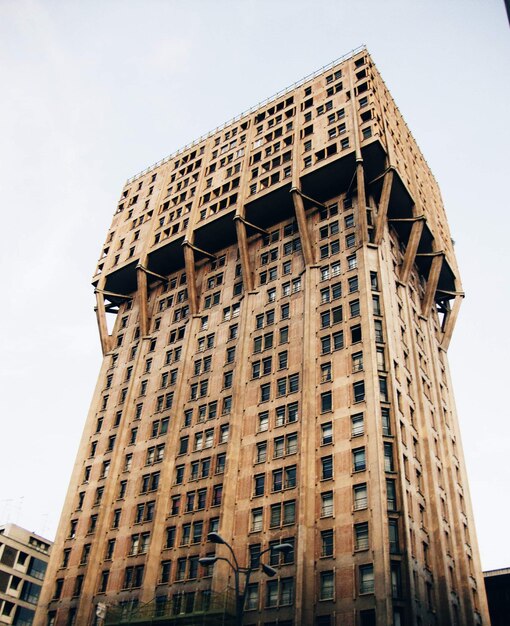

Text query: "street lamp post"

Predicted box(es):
[199, 532, 293, 626]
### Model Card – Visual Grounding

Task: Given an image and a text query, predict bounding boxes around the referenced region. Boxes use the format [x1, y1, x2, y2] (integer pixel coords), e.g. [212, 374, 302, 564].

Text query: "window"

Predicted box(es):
[272, 465, 296, 491]
[353, 381, 365, 402]
[351, 413, 364, 436]
[105, 539, 115, 560]
[321, 529, 334, 557]
[270, 500, 296, 528]
[372, 295, 381, 315]
[266, 577, 294, 607]
[260, 383, 271, 402]
[321, 391, 332, 413]
[389, 519, 399, 554]
[321, 422, 333, 445]
[130, 532, 150, 555]
[352, 351, 363, 372]
[151, 417, 169, 438]
[254, 474, 265, 497]
[321, 362, 332, 382]
[377, 347, 386, 372]
[112, 509, 122, 528]
[88, 514, 98, 534]
[123, 565, 145, 589]
[321, 455, 333, 480]
[321, 492, 333, 517]
[258, 411, 269, 432]
[353, 447, 366, 472]
[349, 299, 360, 317]
[275, 401, 299, 426]
[53, 579, 64, 599]
[379, 376, 388, 402]
[320, 571, 334, 600]
[384, 443, 394, 472]
[351, 324, 362, 343]
[374, 320, 384, 342]
[381, 407, 391, 436]
[256, 441, 267, 463]
[99, 570, 110, 593]
[386, 479, 397, 511]
[355, 523, 369, 550]
[140, 471, 160, 494]
[354, 483, 367, 510]
[251, 508, 263, 532]
[235, 579, 256, 614]
[226, 346, 236, 363]
[359, 564, 374, 594]
[212, 484, 223, 506]
[165, 526, 176, 549]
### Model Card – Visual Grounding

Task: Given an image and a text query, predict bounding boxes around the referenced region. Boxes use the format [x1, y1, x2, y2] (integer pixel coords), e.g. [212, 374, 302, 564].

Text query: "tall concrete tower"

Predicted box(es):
[35, 47, 489, 626]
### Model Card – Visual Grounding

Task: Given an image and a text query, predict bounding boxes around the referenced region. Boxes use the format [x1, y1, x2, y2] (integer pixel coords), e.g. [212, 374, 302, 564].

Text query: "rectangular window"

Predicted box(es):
[321, 491, 333, 517]
[353, 381, 365, 402]
[251, 508, 263, 532]
[359, 564, 374, 594]
[321, 455, 333, 480]
[320, 571, 334, 600]
[321, 529, 334, 557]
[384, 443, 394, 471]
[353, 447, 366, 472]
[386, 479, 397, 511]
[351, 413, 364, 436]
[354, 483, 367, 510]
[355, 522, 369, 550]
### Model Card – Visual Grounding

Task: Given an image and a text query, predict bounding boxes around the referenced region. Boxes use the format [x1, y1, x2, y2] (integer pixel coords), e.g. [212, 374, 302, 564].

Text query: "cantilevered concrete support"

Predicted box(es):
[136, 267, 149, 336]
[94, 291, 111, 356]
[182, 242, 199, 315]
[421, 252, 444, 317]
[373, 168, 394, 245]
[233, 215, 254, 292]
[291, 188, 315, 266]
[399, 216, 425, 283]
[355, 161, 369, 245]
[441, 294, 464, 351]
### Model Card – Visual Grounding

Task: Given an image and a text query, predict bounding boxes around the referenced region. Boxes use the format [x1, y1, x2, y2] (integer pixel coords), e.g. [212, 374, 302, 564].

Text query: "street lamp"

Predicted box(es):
[199, 532, 293, 626]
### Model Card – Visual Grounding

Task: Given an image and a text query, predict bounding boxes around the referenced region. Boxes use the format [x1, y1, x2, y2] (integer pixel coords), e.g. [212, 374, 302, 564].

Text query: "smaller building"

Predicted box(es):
[484, 567, 510, 626]
[0, 524, 52, 626]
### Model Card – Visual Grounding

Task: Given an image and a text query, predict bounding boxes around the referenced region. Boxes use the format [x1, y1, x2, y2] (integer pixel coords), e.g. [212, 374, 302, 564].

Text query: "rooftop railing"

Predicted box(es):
[125, 45, 366, 185]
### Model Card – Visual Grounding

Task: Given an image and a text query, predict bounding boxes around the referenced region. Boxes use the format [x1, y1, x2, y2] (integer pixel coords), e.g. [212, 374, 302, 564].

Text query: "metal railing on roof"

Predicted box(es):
[125, 45, 366, 185]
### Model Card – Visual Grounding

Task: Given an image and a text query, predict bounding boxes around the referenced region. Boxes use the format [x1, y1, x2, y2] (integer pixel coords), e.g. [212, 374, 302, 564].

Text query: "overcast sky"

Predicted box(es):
[0, 0, 508, 571]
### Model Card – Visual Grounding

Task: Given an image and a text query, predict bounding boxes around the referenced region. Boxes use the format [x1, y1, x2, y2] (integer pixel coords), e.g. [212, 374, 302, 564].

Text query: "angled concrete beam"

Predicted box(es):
[441, 294, 464, 351]
[136, 267, 149, 336]
[137, 264, 168, 284]
[421, 253, 444, 317]
[291, 188, 315, 266]
[399, 216, 425, 283]
[182, 243, 199, 316]
[373, 168, 394, 245]
[95, 291, 112, 355]
[356, 161, 369, 245]
[234, 217, 254, 292]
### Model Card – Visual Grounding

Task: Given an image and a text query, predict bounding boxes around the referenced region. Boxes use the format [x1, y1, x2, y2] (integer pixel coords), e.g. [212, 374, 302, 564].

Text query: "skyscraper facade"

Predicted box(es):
[35, 47, 489, 626]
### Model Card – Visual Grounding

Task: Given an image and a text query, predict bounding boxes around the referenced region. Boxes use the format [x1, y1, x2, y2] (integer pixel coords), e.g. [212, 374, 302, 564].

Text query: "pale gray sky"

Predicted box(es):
[0, 0, 508, 570]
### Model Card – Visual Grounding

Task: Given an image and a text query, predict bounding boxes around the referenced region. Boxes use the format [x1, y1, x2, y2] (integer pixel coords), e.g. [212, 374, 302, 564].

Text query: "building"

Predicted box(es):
[0, 524, 52, 626]
[35, 46, 490, 626]
[484, 568, 510, 626]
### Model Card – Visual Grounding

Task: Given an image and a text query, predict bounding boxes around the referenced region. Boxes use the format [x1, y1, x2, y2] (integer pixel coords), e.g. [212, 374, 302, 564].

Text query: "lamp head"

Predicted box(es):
[198, 556, 218, 566]
[207, 531, 226, 545]
[272, 542, 293, 554]
[261, 562, 277, 577]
